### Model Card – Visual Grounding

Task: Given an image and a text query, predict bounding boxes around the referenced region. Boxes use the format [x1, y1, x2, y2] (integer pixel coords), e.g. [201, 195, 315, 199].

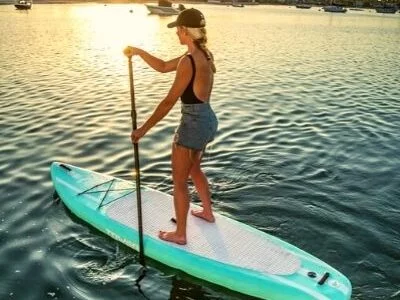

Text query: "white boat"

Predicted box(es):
[232, 1, 245, 7]
[208, 0, 231, 4]
[208, 0, 258, 5]
[322, 4, 347, 13]
[145, 0, 185, 16]
[145, 4, 179, 15]
[296, 4, 312, 9]
[14, 0, 32, 10]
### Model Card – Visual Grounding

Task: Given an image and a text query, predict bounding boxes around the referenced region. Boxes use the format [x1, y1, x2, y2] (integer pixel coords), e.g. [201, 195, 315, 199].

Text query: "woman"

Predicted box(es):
[123, 8, 218, 245]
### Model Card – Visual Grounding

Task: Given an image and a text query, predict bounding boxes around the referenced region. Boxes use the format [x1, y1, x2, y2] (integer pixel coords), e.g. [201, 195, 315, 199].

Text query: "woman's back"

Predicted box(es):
[191, 51, 214, 102]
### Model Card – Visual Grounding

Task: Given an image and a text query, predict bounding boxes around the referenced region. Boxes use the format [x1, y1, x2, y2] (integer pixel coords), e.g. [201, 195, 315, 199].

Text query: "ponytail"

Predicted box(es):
[186, 27, 216, 73]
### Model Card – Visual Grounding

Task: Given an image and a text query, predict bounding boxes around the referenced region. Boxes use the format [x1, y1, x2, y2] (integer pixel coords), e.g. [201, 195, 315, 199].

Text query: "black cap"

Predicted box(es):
[167, 8, 206, 28]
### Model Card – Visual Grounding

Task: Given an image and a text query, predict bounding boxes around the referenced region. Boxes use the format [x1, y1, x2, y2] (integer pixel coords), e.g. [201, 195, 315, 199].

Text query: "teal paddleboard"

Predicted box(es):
[50, 162, 352, 299]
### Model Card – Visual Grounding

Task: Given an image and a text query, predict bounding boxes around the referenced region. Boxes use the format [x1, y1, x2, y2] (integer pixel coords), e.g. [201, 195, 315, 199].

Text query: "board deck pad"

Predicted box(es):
[106, 189, 301, 275]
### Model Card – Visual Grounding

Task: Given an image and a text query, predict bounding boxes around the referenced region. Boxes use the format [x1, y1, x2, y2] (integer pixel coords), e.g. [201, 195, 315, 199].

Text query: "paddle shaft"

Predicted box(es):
[128, 57, 145, 266]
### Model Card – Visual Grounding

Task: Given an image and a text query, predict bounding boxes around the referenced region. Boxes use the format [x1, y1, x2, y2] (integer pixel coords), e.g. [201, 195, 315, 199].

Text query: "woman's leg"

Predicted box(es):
[158, 143, 195, 245]
[190, 151, 215, 222]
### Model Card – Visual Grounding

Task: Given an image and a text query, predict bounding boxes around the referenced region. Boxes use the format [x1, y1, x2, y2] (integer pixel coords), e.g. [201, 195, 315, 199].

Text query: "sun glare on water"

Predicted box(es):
[66, 4, 181, 72]
[71, 5, 156, 49]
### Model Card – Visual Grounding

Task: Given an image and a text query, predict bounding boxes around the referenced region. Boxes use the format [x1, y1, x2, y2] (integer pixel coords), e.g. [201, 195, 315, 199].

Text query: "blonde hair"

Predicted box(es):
[186, 27, 216, 73]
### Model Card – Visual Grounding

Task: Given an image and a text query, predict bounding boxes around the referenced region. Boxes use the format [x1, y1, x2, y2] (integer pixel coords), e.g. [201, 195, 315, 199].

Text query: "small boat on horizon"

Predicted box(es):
[296, 4, 312, 9]
[208, 0, 259, 5]
[15, 0, 32, 10]
[232, 1, 245, 8]
[296, 1, 312, 9]
[145, 0, 184, 16]
[322, 3, 347, 13]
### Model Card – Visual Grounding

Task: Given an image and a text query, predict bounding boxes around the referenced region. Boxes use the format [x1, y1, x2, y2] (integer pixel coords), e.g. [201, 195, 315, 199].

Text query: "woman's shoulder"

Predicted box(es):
[178, 54, 192, 66]
[176, 55, 193, 76]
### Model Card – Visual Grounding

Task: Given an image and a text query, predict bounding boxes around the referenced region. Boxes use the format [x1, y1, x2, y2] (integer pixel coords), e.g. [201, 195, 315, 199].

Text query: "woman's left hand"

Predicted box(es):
[123, 46, 142, 58]
[131, 127, 146, 144]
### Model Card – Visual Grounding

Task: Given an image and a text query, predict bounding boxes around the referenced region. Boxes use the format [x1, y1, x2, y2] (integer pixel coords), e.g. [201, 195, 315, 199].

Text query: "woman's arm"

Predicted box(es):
[131, 56, 192, 143]
[124, 46, 184, 73]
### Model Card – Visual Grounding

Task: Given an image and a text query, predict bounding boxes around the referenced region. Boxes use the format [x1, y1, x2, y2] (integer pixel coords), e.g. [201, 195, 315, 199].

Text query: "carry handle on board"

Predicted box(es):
[318, 272, 330, 285]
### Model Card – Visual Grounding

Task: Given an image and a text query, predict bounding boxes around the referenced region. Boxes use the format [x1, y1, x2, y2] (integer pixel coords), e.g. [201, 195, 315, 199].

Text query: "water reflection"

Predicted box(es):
[1, 3, 399, 300]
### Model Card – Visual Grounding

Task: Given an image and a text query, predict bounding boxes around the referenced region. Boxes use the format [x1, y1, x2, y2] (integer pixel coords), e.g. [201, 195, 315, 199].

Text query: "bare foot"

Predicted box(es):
[158, 231, 187, 245]
[191, 209, 215, 223]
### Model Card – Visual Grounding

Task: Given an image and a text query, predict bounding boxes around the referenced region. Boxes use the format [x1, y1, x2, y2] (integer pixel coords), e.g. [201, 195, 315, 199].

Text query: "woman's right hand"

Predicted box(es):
[123, 46, 142, 58]
[131, 126, 146, 144]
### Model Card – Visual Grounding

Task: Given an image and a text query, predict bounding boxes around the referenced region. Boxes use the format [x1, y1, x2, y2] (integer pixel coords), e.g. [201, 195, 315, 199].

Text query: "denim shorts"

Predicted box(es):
[175, 102, 218, 151]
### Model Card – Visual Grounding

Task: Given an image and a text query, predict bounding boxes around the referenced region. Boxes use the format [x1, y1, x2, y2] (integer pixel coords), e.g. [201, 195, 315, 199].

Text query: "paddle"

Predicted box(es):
[128, 56, 145, 267]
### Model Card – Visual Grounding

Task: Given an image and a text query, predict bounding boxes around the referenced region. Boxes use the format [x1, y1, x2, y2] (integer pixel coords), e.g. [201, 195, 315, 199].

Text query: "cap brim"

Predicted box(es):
[167, 21, 178, 28]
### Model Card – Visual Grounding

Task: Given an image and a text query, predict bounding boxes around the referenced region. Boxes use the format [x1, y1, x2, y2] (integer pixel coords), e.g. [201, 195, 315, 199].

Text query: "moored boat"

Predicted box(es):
[207, 0, 226, 4]
[296, 4, 312, 9]
[296, 1, 312, 9]
[145, 0, 185, 16]
[15, 0, 32, 10]
[208, 0, 259, 4]
[232, 1, 245, 7]
[322, 4, 347, 13]
[145, 4, 179, 15]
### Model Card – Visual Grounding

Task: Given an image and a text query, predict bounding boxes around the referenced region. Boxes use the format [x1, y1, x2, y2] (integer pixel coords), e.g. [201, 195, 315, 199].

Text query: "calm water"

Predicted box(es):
[1, 3, 400, 299]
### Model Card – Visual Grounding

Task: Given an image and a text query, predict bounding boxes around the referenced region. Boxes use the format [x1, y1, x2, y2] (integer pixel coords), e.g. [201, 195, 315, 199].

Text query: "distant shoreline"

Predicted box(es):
[1, 0, 208, 4]
[2, 1, 399, 10]
[1, 0, 149, 4]
[3, 1, 219, 5]
[3, 1, 244, 5]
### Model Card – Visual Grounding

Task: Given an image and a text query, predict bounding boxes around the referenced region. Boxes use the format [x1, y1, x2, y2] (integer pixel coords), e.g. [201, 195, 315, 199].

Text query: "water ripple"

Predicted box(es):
[1, 4, 400, 300]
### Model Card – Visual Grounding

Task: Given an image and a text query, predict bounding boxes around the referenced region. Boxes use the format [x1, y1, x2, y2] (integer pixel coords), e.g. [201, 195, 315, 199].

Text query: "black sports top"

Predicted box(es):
[181, 55, 204, 104]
